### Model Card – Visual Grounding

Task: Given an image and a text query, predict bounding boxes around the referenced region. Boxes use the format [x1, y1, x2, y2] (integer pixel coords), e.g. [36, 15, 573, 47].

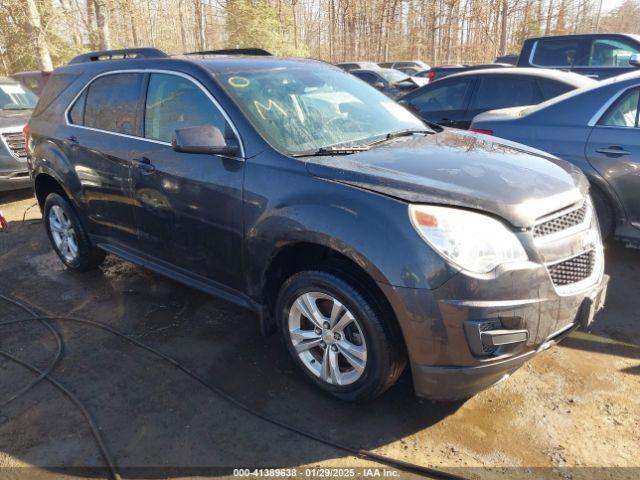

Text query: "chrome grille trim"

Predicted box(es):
[1, 132, 27, 161]
[533, 199, 592, 243]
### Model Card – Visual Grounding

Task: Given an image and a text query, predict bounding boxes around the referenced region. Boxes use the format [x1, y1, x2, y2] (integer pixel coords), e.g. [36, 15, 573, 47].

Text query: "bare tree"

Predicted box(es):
[24, 0, 53, 70]
[93, 0, 110, 49]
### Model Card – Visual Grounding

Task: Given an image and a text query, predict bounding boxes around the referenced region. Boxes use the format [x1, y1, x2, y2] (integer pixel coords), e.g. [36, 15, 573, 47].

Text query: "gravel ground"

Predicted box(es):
[0, 189, 639, 480]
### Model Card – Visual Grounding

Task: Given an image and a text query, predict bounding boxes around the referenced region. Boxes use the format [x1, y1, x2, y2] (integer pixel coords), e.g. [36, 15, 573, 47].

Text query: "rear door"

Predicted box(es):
[131, 71, 245, 290]
[65, 72, 143, 245]
[586, 87, 640, 226]
[401, 77, 474, 129]
[466, 75, 542, 127]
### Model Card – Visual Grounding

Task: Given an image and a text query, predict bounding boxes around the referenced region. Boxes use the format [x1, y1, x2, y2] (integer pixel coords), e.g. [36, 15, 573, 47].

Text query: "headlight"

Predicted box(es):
[409, 204, 528, 273]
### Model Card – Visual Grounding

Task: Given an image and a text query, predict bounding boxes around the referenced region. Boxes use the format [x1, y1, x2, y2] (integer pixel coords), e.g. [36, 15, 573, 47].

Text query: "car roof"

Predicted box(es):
[442, 67, 597, 86]
[0, 76, 20, 84]
[526, 33, 640, 42]
[55, 53, 339, 76]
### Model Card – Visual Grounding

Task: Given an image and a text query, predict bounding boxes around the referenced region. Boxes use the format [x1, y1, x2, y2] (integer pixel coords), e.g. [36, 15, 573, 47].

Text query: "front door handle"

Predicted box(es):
[133, 157, 156, 174]
[64, 135, 78, 144]
[595, 146, 631, 157]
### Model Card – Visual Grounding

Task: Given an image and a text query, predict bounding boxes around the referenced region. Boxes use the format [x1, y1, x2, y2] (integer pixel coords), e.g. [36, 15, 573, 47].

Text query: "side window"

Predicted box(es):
[144, 73, 228, 144]
[408, 79, 471, 112]
[537, 79, 573, 100]
[353, 72, 380, 85]
[587, 39, 640, 67]
[84, 73, 143, 135]
[472, 77, 540, 110]
[599, 89, 639, 128]
[68, 89, 87, 125]
[533, 39, 581, 67]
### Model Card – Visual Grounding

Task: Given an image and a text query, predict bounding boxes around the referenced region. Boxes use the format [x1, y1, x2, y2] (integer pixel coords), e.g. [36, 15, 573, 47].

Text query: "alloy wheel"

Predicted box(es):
[48, 205, 79, 262]
[288, 291, 367, 386]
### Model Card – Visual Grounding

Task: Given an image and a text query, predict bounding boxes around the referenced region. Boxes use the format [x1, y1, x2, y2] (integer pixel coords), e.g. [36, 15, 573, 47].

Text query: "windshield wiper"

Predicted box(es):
[363, 128, 432, 148]
[2, 107, 32, 110]
[293, 145, 371, 157]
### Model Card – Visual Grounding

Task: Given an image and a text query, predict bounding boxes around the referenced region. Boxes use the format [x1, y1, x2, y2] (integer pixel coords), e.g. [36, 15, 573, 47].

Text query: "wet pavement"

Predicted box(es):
[0, 189, 639, 479]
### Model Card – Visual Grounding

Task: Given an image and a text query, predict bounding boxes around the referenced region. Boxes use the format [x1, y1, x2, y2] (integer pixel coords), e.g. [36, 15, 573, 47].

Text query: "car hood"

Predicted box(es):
[0, 110, 32, 130]
[305, 129, 587, 228]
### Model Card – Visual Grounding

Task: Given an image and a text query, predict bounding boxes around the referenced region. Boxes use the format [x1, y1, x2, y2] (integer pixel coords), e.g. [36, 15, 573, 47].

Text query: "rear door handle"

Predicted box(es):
[595, 146, 631, 157]
[133, 156, 156, 174]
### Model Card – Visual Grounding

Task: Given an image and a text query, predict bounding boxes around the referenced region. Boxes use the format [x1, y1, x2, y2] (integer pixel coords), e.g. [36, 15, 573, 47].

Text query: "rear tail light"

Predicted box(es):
[471, 128, 493, 135]
[22, 123, 31, 156]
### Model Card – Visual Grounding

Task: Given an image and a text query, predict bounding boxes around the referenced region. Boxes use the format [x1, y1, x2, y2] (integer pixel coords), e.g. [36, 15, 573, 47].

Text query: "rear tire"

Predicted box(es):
[44, 193, 105, 271]
[276, 270, 406, 402]
[590, 186, 614, 240]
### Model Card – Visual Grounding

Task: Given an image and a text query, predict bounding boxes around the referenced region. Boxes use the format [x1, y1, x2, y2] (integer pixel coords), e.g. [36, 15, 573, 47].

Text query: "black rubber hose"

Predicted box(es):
[0, 295, 468, 480]
[0, 295, 64, 408]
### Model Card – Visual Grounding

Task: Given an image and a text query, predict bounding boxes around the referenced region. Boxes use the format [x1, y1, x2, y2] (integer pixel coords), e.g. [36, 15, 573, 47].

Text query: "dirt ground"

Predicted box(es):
[0, 189, 638, 480]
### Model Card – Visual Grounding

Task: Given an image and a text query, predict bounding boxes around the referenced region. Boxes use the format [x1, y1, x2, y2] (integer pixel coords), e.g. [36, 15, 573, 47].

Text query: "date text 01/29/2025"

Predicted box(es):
[233, 468, 400, 477]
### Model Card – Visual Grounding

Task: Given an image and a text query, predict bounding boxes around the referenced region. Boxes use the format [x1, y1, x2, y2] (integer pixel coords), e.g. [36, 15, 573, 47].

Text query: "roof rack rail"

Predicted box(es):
[69, 48, 168, 64]
[184, 48, 273, 56]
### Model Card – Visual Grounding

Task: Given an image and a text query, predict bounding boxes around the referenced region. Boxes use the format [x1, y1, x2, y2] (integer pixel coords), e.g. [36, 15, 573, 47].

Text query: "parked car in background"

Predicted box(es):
[517, 33, 640, 80]
[351, 68, 424, 97]
[495, 54, 519, 65]
[378, 60, 431, 71]
[426, 63, 511, 83]
[470, 71, 640, 245]
[399, 68, 594, 130]
[0, 76, 37, 191]
[27, 48, 608, 402]
[11, 70, 51, 96]
[335, 61, 380, 72]
[395, 66, 427, 77]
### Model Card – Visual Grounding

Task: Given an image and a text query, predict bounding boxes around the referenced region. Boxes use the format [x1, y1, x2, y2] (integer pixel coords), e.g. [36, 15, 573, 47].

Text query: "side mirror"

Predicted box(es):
[172, 125, 239, 156]
[373, 82, 385, 90]
[630, 53, 640, 68]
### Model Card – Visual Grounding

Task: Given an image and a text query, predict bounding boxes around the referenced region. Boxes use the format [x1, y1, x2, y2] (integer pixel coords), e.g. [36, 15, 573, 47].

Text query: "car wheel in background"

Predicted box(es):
[44, 193, 105, 271]
[276, 270, 406, 402]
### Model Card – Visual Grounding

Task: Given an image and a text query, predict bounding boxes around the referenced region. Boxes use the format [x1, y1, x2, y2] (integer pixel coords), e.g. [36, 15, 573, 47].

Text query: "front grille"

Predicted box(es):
[534, 202, 587, 238]
[548, 250, 596, 287]
[2, 132, 27, 160]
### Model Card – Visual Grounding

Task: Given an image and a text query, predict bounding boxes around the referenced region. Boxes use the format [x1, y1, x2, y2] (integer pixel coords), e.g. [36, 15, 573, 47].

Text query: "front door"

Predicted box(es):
[65, 72, 144, 245]
[131, 72, 245, 291]
[585, 87, 640, 227]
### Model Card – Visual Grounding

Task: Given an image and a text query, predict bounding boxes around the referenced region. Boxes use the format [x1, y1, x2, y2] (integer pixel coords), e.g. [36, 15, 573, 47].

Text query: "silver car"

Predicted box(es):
[0, 77, 36, 191]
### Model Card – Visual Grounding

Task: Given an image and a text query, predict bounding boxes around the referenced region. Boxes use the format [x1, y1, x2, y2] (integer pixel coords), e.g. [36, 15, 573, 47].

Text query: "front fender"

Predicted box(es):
[242, 157, 458, 301]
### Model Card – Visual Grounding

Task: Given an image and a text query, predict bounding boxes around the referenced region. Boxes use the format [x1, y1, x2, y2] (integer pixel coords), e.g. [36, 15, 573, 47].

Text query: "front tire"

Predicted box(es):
[276, 270, 406, 402]
[44, 193, 105, 271]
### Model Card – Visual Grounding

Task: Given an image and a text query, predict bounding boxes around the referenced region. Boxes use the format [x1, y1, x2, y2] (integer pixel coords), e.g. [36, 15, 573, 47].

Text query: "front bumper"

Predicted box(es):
[0, 170, 30, 191]
[381, 273, 608, 401]
[379, 197, 608, 400]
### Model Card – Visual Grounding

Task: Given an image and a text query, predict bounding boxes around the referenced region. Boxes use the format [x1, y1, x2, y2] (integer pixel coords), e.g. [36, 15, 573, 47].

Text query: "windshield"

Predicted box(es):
[0, 83, 38, 110]
[215, 66, 425, 155]
[378, 70, 411, 84]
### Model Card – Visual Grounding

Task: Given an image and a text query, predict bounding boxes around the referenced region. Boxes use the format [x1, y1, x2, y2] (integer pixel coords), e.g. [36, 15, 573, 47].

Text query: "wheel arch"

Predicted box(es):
[260, 241, 402, 342]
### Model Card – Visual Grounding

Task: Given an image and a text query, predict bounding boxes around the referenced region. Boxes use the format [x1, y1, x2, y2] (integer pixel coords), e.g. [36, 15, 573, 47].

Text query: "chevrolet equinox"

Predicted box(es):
[25, 48, 608, 401]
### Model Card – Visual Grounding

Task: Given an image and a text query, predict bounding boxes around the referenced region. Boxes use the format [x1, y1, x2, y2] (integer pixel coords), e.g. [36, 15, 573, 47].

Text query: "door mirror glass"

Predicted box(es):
[630, 53, 640, 68]
[172, 125, 239, 155]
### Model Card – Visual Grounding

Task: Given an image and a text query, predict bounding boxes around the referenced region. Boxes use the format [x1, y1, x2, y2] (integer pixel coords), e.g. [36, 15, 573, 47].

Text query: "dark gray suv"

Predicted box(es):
[25, 48, 608, 402]
[0, 76, 36, 191]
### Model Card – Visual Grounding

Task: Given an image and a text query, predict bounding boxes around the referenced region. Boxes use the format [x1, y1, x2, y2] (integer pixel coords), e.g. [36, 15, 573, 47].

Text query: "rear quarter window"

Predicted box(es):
[31, 73, 78, 117]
